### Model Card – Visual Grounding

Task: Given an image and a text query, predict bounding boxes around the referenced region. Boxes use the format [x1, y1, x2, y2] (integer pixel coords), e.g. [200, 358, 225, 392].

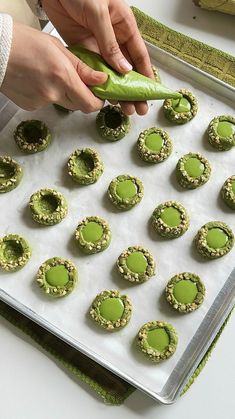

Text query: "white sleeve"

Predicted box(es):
[26, 0, 48, 20]
[0, 14, 13, 88]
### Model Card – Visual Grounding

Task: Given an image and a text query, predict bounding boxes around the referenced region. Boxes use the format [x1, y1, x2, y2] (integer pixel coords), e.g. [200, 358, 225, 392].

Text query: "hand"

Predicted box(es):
[42, 0, 154, 115]
[1, 22, 107, 112]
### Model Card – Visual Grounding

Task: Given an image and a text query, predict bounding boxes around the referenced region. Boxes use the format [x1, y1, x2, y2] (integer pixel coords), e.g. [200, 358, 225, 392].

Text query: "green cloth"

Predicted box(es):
[194, 0, 235, 15]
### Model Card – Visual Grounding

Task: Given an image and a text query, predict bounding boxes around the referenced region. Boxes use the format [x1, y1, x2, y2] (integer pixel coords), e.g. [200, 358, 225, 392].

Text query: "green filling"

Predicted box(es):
[184, 157, 205, 178]
[216, 121, 235, 138]
[161, 207, 181, 227]
[206, 228, 228, 249]
[2, 240, 23, 261]
[46, 265, 69, 287]
[23, 122, 43, 144]
[99, 297, 124, 321]
[36, 195, 59, 214]
[74, 153, 94, 176]
[172, 97, 191, 113]
[116, 180, 137, 199]
[81, 221, 103, 243]
[145, 133, 163, 152]
[173, 280, 198, 304]
[126, 251, 148, 273]
[147, 328, 169, 352]
[0, 162, 15, 181]
[232, 181, 235, 194]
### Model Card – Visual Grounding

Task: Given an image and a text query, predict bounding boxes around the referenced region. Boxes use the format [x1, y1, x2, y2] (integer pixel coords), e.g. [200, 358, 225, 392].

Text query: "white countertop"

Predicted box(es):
[0, 1, 234, 418]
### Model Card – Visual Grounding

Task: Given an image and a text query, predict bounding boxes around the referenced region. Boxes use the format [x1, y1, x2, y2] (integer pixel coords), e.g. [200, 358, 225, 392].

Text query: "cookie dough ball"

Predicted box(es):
[117, 246, 156, 283]
[96, 105, 131, 141]
[137, 127, 172, 163]
[108, 174, 144, 210]
[221, 175, 235, 209]
[208, 115, 235, 151]
[0, 156, 23, 193]
[67, 148, 104, 185]
[151, 201, 189, 239]
[29, 188, 68, 226]
[0, 234, 31, 271]
[195, 221, 234, 259]
[163, 89, 198, 124]
[75, 216, 111, 254]
[176, 152, 211, 189]
[14, 120, 51, 154]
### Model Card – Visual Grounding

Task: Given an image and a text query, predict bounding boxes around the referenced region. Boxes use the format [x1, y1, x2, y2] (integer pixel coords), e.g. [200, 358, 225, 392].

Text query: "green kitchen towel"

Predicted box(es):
[193, 0, 235, 15]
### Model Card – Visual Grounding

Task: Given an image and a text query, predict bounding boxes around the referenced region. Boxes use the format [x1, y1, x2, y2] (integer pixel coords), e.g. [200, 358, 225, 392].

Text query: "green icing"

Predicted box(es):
[147, 328, 169, 352]
[81, 222, 103, 243]
[74, 153, 94, 176]
[173, 280, 198, 304]
[184, 158, 204, 178]
[126, 251, 148, 273]
[206, 228, 228, 249]
[145, 133, 163, 152]
[116, 180, 137, 199]
[216, 121, 235, 138]
[172, 97, 191, 113]
[99, 297, 124, 321]
[161, 207, 181, 227]
[46, 265, 69, 287]
[232, 181, 235, 194]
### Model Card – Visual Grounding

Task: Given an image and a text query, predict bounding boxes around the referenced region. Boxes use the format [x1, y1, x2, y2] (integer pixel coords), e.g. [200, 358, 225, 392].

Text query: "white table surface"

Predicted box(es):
[0, 1, 234, 418]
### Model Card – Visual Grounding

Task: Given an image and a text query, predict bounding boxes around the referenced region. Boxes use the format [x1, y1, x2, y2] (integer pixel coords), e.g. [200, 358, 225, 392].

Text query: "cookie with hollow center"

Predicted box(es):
[137, 321, 178, 362]
[0, 156, 23, 193]
[221, 175, 235, 209]
[75, 216, 111, 254]
[176, 152, 211, 189]
[14, 120, 51, 154]
[151, 200, 189, 239]
[67, 148, 104, 185]
[29, 188, 68, 226]
[89, 290, 132, 331]
[108, 174, 144, 210]
[137, 127, 172, 163]
[96, 105, 131, 141]
[208, 115, 235, 151]
[163, 89, 198, 124]
[0, 234, 31, 271]
[195, 221, 234, 259]
[117, 246, 156, 283]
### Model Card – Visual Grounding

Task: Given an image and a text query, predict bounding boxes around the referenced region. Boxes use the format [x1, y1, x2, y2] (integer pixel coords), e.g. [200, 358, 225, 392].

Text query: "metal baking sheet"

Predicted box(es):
[0, 41, 234, 404]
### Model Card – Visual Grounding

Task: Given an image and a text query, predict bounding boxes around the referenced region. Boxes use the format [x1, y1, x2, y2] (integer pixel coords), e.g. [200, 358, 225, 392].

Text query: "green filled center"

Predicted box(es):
[81, 221, 103, 243]
[147, 328, 169, 352]
[184, 157, 205, 178]
[74, 153, 94, 176]
[216, 121, 235, 138]
[46, 265, 69, 287]
[173, 280, 198, 304]
[206, 228, 228, 249]
[99, 297, 124, 321]
[116, 180, 137, 199]
[172, 97, 191, 113]
[2, 240, 23, 261]
[0, 162, 15, 181]
[126, 251, 148, 273]
[232, 181, 235, 194]
[161, 207, 181, 227]
[145, 133, 163, 152]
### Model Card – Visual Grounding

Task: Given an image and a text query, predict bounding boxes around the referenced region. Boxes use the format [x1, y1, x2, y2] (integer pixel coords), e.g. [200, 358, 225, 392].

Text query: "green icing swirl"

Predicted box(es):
[172, 97, 191, 113]
[99, 297, 124, 321]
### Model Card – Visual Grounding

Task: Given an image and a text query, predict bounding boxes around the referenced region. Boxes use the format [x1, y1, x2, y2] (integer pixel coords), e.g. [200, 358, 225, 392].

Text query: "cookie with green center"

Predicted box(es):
[75, 216, 111, 254]
[151, 201, 189, 239]
[67, 148, 104, 185]
[117, 246, 156, 283]
[96, 105, 131, 141]
[0, 156, 23, 193]
[89, 290, 132, 331]
[195, 221, 234, 259]
[152, 65, 161, 83]
[0, 234, 31, 272]
[176, 152, 211, 189]
[29, 188, 68, 226]
[208, 115, 235, 151]
[108, 174, 144, 210]
[137, 127, 172, 163]
[165, 272, 205, 313]
[14, 120, 51, 154]
[36, 257, 78, 297]
[163, 89, 198, 124]
[137, 321, 178, 362]
[221, 175, 235, 209]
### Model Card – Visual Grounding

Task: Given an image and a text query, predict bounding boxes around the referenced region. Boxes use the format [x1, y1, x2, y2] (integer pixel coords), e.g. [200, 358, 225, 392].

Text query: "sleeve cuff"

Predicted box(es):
[0, 14, 13, 88]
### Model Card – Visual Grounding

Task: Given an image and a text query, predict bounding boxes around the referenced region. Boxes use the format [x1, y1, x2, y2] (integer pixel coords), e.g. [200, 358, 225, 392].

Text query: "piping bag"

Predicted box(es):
[69, 45, 182, 101]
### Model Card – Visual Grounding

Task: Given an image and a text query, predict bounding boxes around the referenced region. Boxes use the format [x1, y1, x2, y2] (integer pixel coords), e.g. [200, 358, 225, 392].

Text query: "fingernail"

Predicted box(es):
[119, 58, 132, 72]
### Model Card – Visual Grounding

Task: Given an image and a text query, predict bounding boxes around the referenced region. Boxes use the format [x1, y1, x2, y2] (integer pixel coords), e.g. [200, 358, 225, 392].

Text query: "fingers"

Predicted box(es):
[120, 102, 135, 116]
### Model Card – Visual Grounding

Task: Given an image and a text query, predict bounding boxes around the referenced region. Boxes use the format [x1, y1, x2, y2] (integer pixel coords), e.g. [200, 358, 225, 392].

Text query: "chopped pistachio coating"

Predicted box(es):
[96, 105, 131, 141]
[108, 174, 144, 210]
[221, 175, 235, 209]
[75, 216, 111, 254]
[67, 148, 104, 185]
[29, 188, 68, 226]
[0, 155, 23, 193]
[195, 221, 234, 259]
[36, 257, 78, 298]
[152, 65, 161, 83]
[151, 200, 190, 239]
[137, 127, 172, 163]
[176, 152, 211, 189]
[165, 272, 205, 313]
[163, 89, 198, 124]
[117, 246, 156, 283]
[14, 120, 51, 154]
[208, 115, 235, 151]
[0, 234, 31, 272]
[89, 290, 132, 331]
[137, 320, 178, 362]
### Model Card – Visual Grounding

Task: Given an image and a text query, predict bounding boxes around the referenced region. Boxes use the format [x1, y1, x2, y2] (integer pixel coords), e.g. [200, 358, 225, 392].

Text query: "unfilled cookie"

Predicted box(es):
[96, 105, 131, 141]
[0, 234, 31, 271]
[14, 120, 51, 154]
[29, 188, 68, 225]
[0, 155, 23, 193]
[67, 148, 104, 185]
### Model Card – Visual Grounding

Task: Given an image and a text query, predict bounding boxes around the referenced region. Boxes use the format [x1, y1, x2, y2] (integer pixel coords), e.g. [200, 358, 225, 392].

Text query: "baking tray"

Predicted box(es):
[0, 39, 235, 405]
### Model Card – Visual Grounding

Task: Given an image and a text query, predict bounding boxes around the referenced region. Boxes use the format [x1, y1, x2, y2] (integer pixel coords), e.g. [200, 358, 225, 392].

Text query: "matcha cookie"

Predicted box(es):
[137, 127, 172, 163]
[0, 234, 31, 272]
[14, 120, 51, 154]
[75, 216, 111, 254]
[36, 257, 78, 297]
[29, 188, 68, 226]
[151, 201, 189, 239]
[195, 221, 234, 259]
[165, 272, 205, 313]
[137, 321, 178, 362]
[208, 115, 235, 151]
[0, 155, 23, 193]
[163, 89, 198, 124]
[176, 152, 211, 189]
[108, 174, 144, 210]
[67, 148, 104, 185]
[96, 105, 131, 141]
[221, 175, 235, 209]
[89, 290, 132, 331]
[117, 246, 156, 283]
